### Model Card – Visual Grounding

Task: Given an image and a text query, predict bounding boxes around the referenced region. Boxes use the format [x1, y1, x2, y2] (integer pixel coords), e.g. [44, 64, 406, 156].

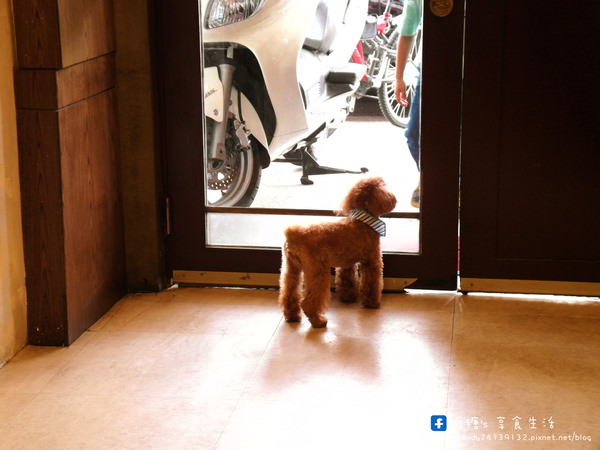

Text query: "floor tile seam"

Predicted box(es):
[453, 340, 596, 356]
[447, 333, 600, 349]
[454, 309, 600, 320]
[34, 330, 213, 390]
[213, 315, 286, 448]
[0, 337, 102, 396]
[48, 331, 277, 380]
[0, 376, 53, 396]
[0, 391, 40, 419]
[0, 353, 68, 376]
[86, 328, 279, 339]
[442, 295, 461, 450]
[445, 296, 459, 409]
[10, 390, 239, 405]
[88, 298, 133, 331]
[0, 390, 66, 430]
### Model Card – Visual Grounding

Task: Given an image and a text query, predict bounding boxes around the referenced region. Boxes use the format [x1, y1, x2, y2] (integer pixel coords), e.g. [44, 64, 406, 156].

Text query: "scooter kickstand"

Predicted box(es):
[300, 146, 368, 185]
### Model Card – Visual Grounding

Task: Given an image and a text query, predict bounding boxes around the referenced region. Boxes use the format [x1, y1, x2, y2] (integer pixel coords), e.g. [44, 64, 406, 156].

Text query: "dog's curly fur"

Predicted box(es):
[278, 177, 397, 328]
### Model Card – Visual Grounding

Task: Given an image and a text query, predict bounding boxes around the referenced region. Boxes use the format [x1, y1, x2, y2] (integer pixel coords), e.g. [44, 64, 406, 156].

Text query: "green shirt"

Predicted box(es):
[400, 0, 423, 36]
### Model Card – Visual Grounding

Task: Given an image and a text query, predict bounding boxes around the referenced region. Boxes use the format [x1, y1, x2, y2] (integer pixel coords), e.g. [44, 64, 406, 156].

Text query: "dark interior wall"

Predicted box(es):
[14, 0, 127, 345]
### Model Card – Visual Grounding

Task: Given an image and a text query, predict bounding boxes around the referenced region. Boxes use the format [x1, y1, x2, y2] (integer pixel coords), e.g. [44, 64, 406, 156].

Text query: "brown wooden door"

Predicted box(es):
[155, 0, 463, 289]
[460, 1, 600, 294]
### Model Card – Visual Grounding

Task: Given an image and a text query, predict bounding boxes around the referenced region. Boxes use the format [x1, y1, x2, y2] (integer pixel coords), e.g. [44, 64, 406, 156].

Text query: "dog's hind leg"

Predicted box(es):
[278, 245, 303, 322]
[302, 265, 330, 328]
[358, 260, 383, 309]
[335, 264, 359, 303]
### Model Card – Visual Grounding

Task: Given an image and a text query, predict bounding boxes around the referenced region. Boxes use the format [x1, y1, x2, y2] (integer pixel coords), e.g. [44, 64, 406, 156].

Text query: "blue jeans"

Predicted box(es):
[405, 72, 421, 171]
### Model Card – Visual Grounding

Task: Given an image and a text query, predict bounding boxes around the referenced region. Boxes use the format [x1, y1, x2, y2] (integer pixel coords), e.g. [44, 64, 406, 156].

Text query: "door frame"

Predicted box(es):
[153, 0, 463, 290]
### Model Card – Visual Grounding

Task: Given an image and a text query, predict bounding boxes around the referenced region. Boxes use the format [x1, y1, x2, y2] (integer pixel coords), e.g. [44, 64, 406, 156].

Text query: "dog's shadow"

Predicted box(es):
[279, 301, 387, 380]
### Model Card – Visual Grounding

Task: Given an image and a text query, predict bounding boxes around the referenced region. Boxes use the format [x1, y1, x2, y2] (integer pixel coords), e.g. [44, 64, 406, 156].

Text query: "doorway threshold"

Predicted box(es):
[173, 270, 416, 292]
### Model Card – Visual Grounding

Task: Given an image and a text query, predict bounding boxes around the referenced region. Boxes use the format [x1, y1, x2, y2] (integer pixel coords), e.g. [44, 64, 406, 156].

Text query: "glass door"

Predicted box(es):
[156, 0, 463, 289]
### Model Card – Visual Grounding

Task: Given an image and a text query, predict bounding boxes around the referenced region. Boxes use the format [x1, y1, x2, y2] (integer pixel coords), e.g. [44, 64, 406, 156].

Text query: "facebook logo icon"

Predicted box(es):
[431, 415, 447, 431]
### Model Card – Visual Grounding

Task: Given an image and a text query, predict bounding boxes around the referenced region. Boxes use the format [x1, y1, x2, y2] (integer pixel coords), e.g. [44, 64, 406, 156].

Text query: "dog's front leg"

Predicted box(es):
[358, 260, 383, 309]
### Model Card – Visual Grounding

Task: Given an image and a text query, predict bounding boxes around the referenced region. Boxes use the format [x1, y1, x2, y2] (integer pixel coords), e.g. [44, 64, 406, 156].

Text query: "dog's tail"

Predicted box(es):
[283, 225, 309, 245]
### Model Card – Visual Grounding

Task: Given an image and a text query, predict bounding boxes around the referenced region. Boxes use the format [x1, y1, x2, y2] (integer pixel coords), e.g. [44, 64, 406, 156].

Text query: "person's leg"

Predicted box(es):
[405, 73, 421, 170]
[405, 72, 421, 207]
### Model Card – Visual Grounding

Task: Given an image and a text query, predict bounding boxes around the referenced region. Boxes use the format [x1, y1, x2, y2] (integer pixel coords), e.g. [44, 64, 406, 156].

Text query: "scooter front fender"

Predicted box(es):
[204, 66, 269, 152]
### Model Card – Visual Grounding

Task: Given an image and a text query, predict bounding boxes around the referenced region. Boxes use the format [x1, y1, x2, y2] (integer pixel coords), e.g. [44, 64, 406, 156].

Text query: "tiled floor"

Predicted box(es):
[1, 287, 599, 449]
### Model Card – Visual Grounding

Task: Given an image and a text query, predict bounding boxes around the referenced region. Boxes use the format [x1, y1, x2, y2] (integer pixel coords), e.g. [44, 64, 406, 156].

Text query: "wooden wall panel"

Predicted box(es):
[13, 0, 115, 69]
[14, 54, 116, 110]
[13, 0, 62, 68]
[18, 91, 125, 345]
[59, 90, 125, 341]
[17, 109, 68, 346]
[57, 0, 115, 67]
[13, 69, 58, 110]
[14, 0, 125, 345]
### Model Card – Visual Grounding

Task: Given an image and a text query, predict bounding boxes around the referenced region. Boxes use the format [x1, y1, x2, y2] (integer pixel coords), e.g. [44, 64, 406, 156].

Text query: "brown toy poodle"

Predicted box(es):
[278, 176, 397, 327]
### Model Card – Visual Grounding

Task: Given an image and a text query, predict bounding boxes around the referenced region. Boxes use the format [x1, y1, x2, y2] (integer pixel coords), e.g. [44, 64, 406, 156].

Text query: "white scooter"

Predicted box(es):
[202, 0, 370, 206]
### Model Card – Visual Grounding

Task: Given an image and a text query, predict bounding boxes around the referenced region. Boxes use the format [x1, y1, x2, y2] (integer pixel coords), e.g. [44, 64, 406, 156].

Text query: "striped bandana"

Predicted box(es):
[348, 209, 386, 237]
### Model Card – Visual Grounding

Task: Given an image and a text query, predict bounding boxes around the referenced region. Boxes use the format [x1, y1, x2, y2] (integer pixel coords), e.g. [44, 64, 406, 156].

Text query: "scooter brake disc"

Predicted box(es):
[207, 156, 239, 191]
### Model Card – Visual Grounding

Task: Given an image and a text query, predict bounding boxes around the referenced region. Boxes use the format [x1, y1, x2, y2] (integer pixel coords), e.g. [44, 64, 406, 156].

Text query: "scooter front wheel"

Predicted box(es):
[206, 120, 262, 207]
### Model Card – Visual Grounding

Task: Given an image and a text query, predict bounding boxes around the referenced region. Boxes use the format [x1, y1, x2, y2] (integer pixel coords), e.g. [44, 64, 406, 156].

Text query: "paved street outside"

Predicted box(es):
[253, 97, 420, 213]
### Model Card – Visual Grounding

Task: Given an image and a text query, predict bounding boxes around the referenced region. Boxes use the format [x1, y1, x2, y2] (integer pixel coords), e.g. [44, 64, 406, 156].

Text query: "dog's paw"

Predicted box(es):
[284, 313, 302, 323]
[308, 315, 328, 328]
